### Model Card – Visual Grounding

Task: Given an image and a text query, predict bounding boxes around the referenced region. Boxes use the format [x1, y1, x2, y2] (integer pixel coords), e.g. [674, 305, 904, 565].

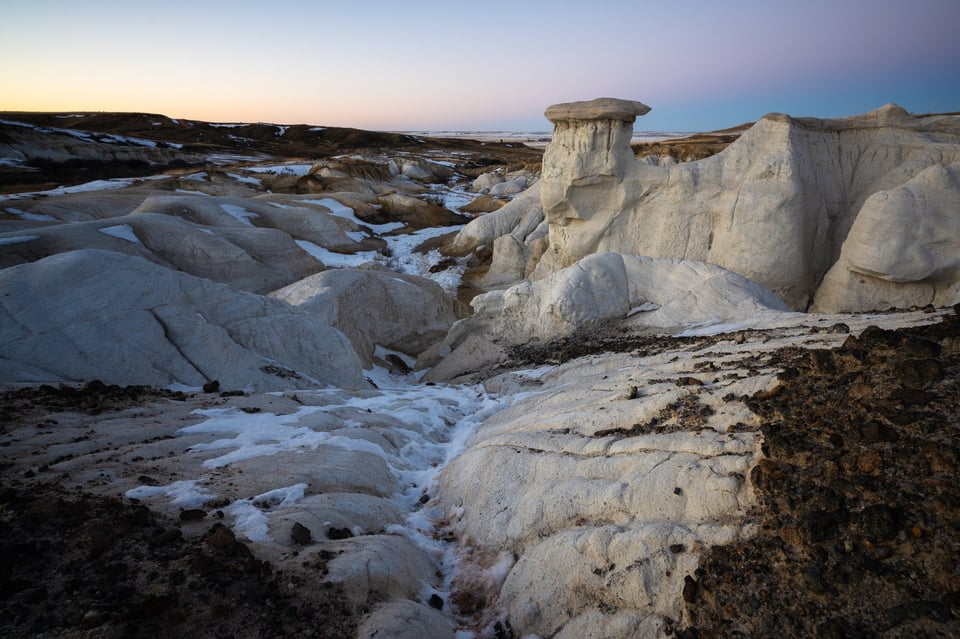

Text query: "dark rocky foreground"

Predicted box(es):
[0, 482, 357, 639]
[680, 310, 960, 638]
[0, 384, 359, 639]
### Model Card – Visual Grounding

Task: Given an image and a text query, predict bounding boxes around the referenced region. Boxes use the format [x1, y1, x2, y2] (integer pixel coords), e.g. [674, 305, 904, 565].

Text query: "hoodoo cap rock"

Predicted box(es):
[545, 97, 651, 122]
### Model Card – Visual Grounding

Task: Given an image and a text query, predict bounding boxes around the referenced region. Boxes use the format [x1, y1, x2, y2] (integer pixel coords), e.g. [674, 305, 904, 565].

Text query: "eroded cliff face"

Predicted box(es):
[519, 100, 960, 312]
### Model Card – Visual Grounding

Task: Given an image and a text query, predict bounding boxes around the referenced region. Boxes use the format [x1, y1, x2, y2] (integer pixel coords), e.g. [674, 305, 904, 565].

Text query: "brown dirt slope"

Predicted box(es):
[632, 122, 752, 163]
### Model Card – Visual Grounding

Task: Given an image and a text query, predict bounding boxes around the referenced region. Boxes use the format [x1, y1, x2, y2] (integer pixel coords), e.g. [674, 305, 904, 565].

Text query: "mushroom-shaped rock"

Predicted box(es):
[541, 98, 652, 227]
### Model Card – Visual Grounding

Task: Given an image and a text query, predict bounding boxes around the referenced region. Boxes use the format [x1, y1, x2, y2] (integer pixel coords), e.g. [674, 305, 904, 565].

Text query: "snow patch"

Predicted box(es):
[227, 173, 262, 186]
[0, 178, 137, 201]
[627, 302, 661, 316]
[4, 208, 56, 221]
[295, 240, 377, 267]
[98, 224, 140, 244]
[125, 480, 218, 508]
[225, 483, 308, 543]
[0, 235, 39, 246]
[677, 321, 751, 337]
[219, 203, 259, 226]
[299, 198, 403, 234]
[247, 164, 313, 177]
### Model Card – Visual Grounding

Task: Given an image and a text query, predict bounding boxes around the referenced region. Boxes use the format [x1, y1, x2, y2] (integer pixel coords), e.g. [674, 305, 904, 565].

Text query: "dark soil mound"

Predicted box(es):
[0, 483, 356, 639]
[680, 311, 960, 638]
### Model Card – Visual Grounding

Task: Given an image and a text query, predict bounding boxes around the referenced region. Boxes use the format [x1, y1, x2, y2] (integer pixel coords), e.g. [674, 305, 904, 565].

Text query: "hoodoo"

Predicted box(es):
[458, 99, 960, 312]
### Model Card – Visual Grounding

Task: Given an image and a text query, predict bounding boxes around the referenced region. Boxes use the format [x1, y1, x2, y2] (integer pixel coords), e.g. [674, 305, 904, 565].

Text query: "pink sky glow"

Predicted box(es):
[2, 0, 958, 133]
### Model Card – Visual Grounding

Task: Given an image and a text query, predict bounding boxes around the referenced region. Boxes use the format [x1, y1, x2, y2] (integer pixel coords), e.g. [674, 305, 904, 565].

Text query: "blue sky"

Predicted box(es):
[2, 0, 959, 132]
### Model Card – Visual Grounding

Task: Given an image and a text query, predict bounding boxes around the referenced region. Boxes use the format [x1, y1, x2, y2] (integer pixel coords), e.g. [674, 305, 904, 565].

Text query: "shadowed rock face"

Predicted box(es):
[530, 100, 960, 312]
[271, 268, 458, 367]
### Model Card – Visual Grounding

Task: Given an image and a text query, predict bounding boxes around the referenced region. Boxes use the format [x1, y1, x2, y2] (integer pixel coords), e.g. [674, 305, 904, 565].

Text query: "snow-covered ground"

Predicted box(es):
[396, 129, 692, 148]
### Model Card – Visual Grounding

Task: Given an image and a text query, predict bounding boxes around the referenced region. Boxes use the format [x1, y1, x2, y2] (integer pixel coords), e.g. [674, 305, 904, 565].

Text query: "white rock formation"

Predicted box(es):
[473, 99, 960, 311]
[270, 268, 459, 366]
[812, 161, 960, 311]
[445, 182, 544, 257]
[437, 330, 768, 637]
[435, 309, 947, 637]
[421, 252, 789, 381]
[0, 249, 366, 390]
[132, 194, 369, 252]
[0, 210, 326, 294]
[443, 182, 548, 287]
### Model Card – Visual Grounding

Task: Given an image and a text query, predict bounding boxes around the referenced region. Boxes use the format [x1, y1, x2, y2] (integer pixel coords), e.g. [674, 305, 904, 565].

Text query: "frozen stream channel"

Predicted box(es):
[124, 360, 511, 635]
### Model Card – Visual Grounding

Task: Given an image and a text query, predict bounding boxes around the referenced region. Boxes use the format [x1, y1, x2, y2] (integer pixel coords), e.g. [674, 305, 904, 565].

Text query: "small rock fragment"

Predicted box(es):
[327, 526, 353, 540]
[291, 522, 313, 545]
[179, 509, 207, 522]
[682, 575, 698, 603]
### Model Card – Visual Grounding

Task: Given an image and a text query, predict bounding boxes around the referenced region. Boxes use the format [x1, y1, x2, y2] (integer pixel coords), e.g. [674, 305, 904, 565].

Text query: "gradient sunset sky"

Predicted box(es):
[3, 0, 959, 133]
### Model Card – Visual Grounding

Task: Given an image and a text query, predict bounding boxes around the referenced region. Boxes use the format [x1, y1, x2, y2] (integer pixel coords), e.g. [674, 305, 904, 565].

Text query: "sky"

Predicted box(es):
[2, 0, 959, 133]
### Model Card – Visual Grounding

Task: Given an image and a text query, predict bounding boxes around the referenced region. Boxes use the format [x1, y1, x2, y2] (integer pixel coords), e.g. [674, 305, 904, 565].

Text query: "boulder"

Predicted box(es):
[366, 193, 468, 229]
[812, 162, 960, 311]
[471, 170, 536, 197]
[0, 249, 366, 390]
[389, 157, 455, 183]
[470, 171, 505, 193]
[488, 177, 529, 197]
[460, 195, 505, 214]
[270, 268, 459, 366]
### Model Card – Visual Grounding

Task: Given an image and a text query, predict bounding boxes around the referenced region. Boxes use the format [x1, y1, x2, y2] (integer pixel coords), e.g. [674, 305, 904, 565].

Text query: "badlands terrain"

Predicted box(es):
[1, 101, 959, 638]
